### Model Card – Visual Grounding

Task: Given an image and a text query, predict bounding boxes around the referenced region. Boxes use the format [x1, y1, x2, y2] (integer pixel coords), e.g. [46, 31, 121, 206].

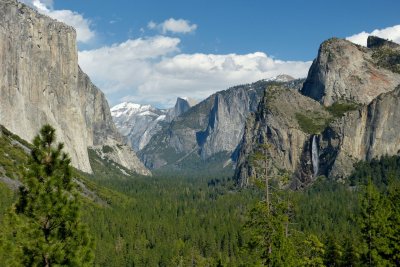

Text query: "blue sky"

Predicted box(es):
[21, 0, 400, 107]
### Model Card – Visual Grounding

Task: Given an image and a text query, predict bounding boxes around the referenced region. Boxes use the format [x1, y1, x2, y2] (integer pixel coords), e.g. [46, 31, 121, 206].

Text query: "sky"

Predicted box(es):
[21, 0, 400, 108]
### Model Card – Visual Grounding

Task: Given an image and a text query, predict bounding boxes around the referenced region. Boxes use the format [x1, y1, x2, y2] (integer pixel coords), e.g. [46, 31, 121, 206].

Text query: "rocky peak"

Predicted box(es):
[234, 84, 329, 187]
[301, 37, 400, 106]
[166, 97, 197, 122]
[367, 36, 400, 50]
[236, 37, 400, 188]
[111, 102, 162, 120]
[111, 102, 167, 152]
[111, 97, 198, 153]
[271, 74, 295, 82]
[137, 78, 304, 170]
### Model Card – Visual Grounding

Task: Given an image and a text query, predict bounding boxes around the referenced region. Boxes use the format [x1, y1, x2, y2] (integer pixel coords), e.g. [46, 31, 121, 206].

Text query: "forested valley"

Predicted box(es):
[0, 125, 399, 266]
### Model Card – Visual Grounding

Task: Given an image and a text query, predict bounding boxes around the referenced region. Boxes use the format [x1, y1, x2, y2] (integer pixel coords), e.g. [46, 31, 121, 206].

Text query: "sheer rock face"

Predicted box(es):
[301, 38, 400, 106]
[198, 87, 260, 159]
[234, 86, 328, 188]
[139, 78, 302, 170]
[235, 37, 400, 187]
[111, 97, 196, 153]
[0, 0, 150, 175]
[139, 82, 265, 169]
[320, 85, 400, 180]
[165, 97, 197, 122]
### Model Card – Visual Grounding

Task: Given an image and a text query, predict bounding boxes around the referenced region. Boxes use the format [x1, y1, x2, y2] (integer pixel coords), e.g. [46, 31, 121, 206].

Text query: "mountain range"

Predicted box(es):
[2, 1, 400, 266]
[236, 36, 400, 187]
[118, 75, 300, 172]
[111, 97, 196, 152]
[2, 0, 400, 189]
[111, 36, 400, 188]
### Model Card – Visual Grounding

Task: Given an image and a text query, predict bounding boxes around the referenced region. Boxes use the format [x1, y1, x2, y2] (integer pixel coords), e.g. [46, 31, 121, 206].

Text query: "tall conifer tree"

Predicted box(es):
[0, 125, 93, 266]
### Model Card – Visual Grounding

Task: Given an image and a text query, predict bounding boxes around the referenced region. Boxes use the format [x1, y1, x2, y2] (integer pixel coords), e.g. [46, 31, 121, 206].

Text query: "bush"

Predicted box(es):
[326, 102, 359, 118]
[295, 113, 328, 134]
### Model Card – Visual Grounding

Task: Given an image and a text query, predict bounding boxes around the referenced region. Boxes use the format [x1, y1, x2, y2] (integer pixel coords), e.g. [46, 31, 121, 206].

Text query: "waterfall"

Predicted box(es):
[311, 135, 319, 177]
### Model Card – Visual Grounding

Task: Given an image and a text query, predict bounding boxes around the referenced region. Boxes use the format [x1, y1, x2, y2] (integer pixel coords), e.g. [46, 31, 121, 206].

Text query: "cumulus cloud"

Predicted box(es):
[78, 36, 181, 103]
[148, 18, 197, 34]
[78, 37, 311, 107]
[147, 21, 157, 30]
[20, 0, 95, 43]
[346, 25, 400, 46]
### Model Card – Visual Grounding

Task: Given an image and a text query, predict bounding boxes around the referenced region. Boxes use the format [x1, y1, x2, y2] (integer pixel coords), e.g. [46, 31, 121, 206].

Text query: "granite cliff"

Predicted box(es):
[301, 38, 400, 106]
[111, 97, 196, 152]
[0, 0, 150, 175]
[235, 36, 400, 187]
[138, 76, 302, 171]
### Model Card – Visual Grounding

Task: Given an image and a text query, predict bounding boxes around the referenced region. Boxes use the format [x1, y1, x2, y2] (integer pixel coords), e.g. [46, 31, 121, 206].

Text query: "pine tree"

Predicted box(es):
[300, 234, 325, 267]
[387, 179, 400, 265]
[342, 238, 361, 267]
[0, 125, 93, 266]
[243, 143, 298, 266]
[324, 235, 343, 266]
[359, 180, 391, 266]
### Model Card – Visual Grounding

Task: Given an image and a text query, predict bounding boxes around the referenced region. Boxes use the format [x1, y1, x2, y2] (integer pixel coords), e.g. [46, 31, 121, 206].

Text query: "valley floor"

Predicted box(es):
[1, 127, 399, 266]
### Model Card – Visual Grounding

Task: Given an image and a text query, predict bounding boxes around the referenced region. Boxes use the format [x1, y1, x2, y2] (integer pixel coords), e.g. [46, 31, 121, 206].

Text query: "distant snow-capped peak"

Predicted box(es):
[111, 102, 159, 118]
[263, 74, 295, 83]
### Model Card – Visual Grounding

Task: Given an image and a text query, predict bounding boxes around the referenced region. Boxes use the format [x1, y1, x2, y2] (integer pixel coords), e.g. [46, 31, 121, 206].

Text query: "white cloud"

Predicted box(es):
[147, 21, 157, 30]
[21, 0, 95, 43]
[147, 18, 197, 34]
[78, 37, 311, 107]
[346, 25, 400, 46]
[78, 36, 181, 102]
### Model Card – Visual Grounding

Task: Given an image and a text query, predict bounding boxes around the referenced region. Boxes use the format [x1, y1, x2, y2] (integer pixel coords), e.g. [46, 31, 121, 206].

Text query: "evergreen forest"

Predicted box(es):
[0, 125, 399, 266]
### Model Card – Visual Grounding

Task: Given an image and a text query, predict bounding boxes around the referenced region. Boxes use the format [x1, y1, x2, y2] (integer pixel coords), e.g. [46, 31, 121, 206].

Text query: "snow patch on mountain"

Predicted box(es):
[111, 97, 196, 152]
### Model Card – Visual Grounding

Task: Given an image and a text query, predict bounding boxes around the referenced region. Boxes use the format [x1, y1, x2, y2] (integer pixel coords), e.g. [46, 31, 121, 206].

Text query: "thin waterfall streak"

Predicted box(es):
[312, 135, 319, 177]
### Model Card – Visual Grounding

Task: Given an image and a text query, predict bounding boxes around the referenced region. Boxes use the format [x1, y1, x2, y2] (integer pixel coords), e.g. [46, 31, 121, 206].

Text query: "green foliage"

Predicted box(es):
[101, 145, 114, 154]
[295, 112, 329, 134]
[2, 124, 400, 266]
[295, 101, 360, 134]
[325, 101, 360, 118]
[293, 179, 360, 239]
[349, 155, 400, 188]
[300, 234, 325, 267]
[357, 179, 400, 266]
[243, 195, 298, 266]
[342, 238, 361, 267]
[243, 143, 299, 266]
[86, 176, 256, 266]
[0, 125, 93, 266]
[324, 236, 343, 266]
[387, 180, 400, 264]
[0, 126, 31, 179]
[84, 149, 258, 266]
[358, 181, 392, 266]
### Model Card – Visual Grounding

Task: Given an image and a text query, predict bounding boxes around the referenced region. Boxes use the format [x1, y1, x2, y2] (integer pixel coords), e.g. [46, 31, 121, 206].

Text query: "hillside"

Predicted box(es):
[235, 36, 400, 188]
[0, 124, 259, 265]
